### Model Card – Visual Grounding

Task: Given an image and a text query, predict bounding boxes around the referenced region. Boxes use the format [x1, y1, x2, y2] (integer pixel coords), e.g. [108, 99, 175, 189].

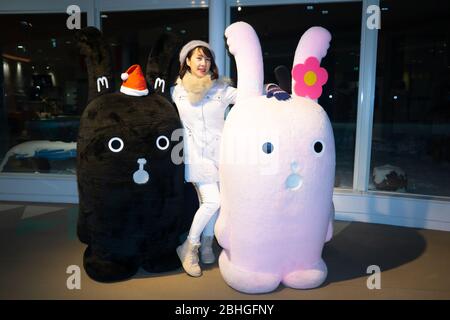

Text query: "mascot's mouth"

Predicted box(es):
[133, 158, 149, 185]
[285, 173, 303, 191]
[285, 161, 303, 191]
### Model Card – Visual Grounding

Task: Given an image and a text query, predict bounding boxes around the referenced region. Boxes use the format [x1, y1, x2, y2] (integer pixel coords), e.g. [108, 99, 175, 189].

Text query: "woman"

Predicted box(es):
[172, 40, 288, 277]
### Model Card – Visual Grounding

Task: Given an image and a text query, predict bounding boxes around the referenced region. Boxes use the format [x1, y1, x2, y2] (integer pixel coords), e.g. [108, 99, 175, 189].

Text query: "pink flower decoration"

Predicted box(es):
[292, 56, 328, 99]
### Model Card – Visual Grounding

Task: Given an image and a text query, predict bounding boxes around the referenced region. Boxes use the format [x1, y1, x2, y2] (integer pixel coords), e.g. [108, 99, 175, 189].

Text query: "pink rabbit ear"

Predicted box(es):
[292, 27, 331, 100]
[225, 21, 264, 103]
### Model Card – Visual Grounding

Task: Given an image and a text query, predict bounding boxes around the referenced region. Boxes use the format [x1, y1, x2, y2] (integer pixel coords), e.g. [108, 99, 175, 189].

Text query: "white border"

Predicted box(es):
[120, 85, 149, 96]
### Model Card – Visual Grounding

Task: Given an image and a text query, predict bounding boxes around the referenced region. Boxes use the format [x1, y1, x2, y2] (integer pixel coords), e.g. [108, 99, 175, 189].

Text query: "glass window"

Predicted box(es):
[231, 2, 362, 189]
[0, 13, 87, 174]
[101, 9, 208, 91]
[0, 8, 208, 176]
[370, 0, 450, 197]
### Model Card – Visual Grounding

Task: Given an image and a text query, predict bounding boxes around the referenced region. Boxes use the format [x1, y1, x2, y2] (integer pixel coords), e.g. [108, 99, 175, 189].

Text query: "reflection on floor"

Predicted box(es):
[0, 201, 449, 299]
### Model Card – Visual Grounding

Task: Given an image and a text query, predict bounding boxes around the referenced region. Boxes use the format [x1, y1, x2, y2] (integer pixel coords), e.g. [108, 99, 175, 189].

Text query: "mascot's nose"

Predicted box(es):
[133, 158, 149, 185]
[285, 161, 303, 191]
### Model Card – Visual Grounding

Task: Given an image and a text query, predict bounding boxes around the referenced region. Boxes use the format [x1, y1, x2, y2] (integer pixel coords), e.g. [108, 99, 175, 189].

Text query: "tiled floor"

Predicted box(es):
[0, 201, 449, 300]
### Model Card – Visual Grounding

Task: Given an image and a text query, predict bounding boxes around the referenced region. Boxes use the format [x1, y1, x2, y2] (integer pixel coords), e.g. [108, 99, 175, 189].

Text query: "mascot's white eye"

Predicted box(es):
[262, 142, 274, 154]
[313, 140, 325, 156]
[108, 137, 124, 153]
[156, 135, 170, 150]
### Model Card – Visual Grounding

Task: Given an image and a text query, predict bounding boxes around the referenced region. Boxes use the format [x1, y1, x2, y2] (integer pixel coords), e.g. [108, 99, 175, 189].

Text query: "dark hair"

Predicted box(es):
[179, 46, 219, 80]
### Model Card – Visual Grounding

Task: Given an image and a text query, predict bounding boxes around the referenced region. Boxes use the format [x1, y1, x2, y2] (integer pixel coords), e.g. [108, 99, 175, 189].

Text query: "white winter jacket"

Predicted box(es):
[171, 79, 237, 183]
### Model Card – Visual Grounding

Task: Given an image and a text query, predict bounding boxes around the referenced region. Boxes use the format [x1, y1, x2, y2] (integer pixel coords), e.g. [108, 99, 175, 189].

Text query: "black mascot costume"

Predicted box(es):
[76, 27, 192, 282]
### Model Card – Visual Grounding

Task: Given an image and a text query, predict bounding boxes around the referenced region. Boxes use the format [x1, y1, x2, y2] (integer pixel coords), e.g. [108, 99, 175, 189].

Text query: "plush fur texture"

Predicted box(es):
[76, 29, 195, 282]
[146, 32, 184, 100]
[215, 22, 335, 294]
[77, 93, 187, 282]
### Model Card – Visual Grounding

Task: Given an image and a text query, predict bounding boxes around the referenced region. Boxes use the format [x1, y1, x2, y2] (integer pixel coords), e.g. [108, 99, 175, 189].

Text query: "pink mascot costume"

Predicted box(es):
[215, 22, 335, 294]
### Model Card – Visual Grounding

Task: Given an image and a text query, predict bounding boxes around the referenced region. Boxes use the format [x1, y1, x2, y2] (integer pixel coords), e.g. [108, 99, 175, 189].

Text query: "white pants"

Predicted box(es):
[187, 182, 220, 244]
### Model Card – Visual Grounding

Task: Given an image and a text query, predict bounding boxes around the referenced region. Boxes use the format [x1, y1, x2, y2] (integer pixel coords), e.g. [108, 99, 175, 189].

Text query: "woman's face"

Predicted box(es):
[186, 48, 211, 78]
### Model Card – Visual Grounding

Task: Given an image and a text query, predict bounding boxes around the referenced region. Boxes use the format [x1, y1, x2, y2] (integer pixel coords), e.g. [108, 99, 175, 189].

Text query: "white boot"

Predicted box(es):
[176, 239, 202, 277]
[200, 236, 215, 264]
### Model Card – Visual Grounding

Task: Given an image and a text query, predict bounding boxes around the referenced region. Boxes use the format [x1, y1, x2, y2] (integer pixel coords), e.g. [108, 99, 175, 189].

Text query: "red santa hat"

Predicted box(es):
[120, 64, 149, 96]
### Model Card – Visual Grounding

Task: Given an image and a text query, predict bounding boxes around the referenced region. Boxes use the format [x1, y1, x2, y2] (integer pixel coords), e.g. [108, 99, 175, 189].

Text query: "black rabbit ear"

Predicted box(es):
[74, 26, 101, 48]
[75, 26, 114, 103]
[146, 32, 184, 99]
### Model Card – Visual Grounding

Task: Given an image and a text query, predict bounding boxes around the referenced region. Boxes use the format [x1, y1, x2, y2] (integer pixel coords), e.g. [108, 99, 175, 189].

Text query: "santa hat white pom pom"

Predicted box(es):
[121, 73, 129, 81]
